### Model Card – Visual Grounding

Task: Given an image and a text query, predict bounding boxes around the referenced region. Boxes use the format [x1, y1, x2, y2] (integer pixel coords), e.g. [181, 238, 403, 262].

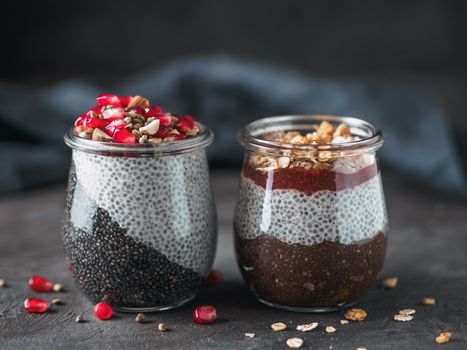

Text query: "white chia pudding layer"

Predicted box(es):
[71, 149, 217, 275]
[235, 173, 387, 246]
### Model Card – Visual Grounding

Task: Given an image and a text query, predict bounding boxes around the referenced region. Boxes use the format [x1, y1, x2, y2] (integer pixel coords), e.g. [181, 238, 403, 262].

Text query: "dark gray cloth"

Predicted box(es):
[0, 58, 465, 197]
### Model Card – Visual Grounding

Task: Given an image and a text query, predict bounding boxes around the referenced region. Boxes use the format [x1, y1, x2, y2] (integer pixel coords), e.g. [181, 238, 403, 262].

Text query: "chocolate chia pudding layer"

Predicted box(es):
[235, 231, 387, 308]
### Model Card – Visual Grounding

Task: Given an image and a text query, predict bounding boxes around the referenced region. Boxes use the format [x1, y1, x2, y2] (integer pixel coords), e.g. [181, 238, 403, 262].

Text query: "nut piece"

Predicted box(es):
[394, 314, 414, 322]
[278, 156, 291, 168]
[51, 298, 62, 305]
[127, 95, 149, 108]
[340, 319, 349, 325]
[158, 323, 167, 332]
[245, 333, 255, 338]
[399, 308, 416, 315]
[52, 283, 64, 292]
[92, 128, 112, 142]
[0, 279, 5, 288]
[382, 277, 398, 289]
[135, 313, 145, 323]
[271, 322, 287, 331]
[325, 326, 336, 333]
[422, 297, 436, 305]
[344, 308, 368, 321]
[75, 314, 84, 323]
[286, 338, 304, 348]
[296, 322, 318, 332]
[435, 332, 452, 344]
[139, 119, 160, 135]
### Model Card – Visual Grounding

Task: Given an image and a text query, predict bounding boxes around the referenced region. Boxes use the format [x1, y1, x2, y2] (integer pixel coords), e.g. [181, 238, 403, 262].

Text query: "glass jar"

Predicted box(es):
[63, 124, 216, 312]
[234, 115, 388, 312]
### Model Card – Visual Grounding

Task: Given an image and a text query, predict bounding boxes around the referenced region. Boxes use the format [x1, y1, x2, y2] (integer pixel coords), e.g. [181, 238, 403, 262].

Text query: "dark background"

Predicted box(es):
[1, 0, 467, 194]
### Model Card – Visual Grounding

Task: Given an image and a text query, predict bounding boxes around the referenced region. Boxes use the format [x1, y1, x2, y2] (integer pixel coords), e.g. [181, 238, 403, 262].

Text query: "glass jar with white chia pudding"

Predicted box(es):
[62, 94, 217, 312]
[234, 115, 388, 312]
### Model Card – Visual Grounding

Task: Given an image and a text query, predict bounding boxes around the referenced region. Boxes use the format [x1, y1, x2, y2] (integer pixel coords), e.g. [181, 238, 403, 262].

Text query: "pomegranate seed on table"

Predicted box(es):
[24, 298, 49, 313]
[102, 107, 125, 121]
[204, 269, 224, 286]
[28, 275, 53, 292]
[94, 302, 113, 320]
[193, 305, 217, 324]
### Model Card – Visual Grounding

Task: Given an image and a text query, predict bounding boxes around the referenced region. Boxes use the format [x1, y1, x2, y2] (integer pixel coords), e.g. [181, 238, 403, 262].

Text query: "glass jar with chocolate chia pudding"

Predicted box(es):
[234, 115, 388, 312]
[62, 94, 217, 312]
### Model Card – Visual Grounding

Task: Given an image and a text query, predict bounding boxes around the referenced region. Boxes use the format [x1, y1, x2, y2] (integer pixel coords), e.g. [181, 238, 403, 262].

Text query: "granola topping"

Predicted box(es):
[296, 322, 318, 332]
[344, 308, 368, 321]
[435, 332, 452, 344]
[271, 322, 287, 331]
[73, 94, 200, 144]
[286, 338, 304, 348]
[394, 314, 414, 322]
[250, 121, 369, 171]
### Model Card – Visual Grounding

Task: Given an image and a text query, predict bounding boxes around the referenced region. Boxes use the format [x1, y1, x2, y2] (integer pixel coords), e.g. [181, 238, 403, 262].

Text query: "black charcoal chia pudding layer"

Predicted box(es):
[62, 149, 216, 308]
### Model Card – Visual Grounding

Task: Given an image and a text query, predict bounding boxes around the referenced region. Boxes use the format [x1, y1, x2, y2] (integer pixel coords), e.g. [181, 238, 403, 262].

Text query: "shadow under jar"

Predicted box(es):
[234, 115, 388, 312]
[63, 124, 217, 312]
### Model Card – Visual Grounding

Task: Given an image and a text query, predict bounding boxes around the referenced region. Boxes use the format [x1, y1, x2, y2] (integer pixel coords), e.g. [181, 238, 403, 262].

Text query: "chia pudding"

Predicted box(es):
[234, 116, 388, 311]
[62, 94, 216, 311]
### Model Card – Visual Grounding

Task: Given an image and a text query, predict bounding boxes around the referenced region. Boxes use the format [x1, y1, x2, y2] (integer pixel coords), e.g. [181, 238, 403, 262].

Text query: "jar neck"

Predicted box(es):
[64, 122, 214, 157]
[238, 115, 384, 158]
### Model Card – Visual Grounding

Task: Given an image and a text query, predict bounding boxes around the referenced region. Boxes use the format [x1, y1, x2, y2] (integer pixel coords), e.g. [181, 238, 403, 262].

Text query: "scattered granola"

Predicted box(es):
[435, 332, 452, 344]
[325, 326, 337, 333]
[52, 283, 64, 292]
[340, 319, 349, 325]
[344, 308, 368, 321]
[422, 297, 436, 305]
[286, 338, 304, 348]
[251, 121, 360, 171]
[135, 313, 146, 323]
[399, 308, 416, 315]
[393, 314, 413, 322]
[271, 322, 287, 331]
[245, 333, 255, 338]
[158, 323, 167, 332]
[296, 322, 319, 332]
[0, 278, 5, 288]
[382, 277, 398, 289]
[73, 94, 200, 144]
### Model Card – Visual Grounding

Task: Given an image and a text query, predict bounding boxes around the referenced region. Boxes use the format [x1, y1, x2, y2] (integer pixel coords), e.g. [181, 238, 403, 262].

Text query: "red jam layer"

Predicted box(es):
[242, 161, 379, 194]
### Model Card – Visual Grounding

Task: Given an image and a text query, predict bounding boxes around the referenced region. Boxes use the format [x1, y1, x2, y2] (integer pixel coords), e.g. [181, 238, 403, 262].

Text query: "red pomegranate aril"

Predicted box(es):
[105, 119, 126, 136]
[29, 275, 53, 293]
[94, 302, 113, 320]
[85, 106, 102, 118]
[204, 270, 224, 286]
[156, 115, 175, 127]
[96, 94, 132, 108]
[24, 298, 49, 313]
[113, 128, 136, 144]
[102, 107, 125, 121]
[130, 107, 147, 117]
[146, 106, 164, 117]
[193, 305, 217, 324]
[74, 115, 86, 127]
[176, 115, 199, 136]
[84, 116, 107, 129]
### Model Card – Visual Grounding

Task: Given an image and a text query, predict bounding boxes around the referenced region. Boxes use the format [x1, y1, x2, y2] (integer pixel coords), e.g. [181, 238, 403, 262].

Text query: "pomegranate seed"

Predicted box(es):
[175, 115, 199, 136]
[24, 298, 48, 313]
[156, 115, 175, 127]
[83, 116, 107, 129]
[29, 275, 53, 293]
[113, 128, 136, 144]
[94, 302, 113, 320]
[154, 126, 172, 139]
[193, 305, 217, 324]
[74, 115, 86, 127]
[105, 119, 126, 136]
[204, 270, 224, 286]
[85, 106, 102, 118]
[96, 94, 132, 107]
[146, 106, 164, 117]
[102, 107, 125, 121]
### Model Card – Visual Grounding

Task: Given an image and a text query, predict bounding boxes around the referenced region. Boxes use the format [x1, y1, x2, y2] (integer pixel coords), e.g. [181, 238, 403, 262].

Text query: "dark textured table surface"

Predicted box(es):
[0, 170, 466, 350]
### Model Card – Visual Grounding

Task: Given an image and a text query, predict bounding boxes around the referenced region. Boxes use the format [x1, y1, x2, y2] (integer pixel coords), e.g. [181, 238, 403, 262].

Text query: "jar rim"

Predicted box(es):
[238, 115, 384, 155]
[64, 122, 214, 156]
